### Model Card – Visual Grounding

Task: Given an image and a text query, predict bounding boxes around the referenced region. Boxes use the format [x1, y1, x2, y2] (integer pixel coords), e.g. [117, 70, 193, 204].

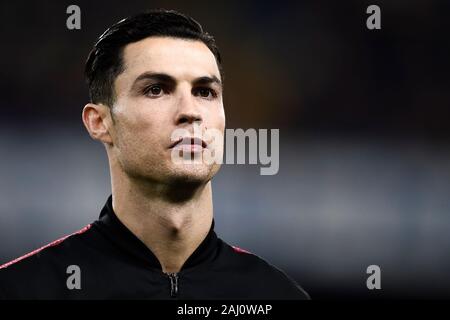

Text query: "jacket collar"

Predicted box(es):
[95, 195, 218, 272]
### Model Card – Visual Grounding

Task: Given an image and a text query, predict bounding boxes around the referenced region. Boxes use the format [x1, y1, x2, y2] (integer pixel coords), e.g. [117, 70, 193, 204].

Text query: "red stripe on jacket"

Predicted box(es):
[0, 224, 92, 270]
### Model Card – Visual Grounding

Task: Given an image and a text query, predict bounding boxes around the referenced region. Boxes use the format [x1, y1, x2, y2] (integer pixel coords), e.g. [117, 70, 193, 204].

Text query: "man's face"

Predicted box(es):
[109, 37, 225, 186]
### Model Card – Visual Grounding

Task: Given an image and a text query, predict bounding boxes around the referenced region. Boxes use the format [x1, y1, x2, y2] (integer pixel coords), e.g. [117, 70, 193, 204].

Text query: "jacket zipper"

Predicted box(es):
[167, 273, 179, 298]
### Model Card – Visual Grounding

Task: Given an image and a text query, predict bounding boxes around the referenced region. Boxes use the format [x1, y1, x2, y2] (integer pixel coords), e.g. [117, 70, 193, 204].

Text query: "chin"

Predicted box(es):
[171, 165, 212, 182]
[168, 161, 221, 185]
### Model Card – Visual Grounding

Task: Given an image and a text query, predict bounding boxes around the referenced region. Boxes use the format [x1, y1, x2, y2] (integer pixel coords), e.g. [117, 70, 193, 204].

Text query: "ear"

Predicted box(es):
[82, 103, 114, 145]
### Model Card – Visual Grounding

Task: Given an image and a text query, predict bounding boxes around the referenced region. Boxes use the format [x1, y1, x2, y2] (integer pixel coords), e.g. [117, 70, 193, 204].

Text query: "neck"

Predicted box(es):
[110, 169, 214, 274]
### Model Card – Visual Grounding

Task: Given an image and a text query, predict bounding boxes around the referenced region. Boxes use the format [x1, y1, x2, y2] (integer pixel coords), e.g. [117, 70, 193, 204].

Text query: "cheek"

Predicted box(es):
[113, 111, 161, 155]
[214, 107, 226, 132]
[115, 99, 167, 133]
[114, 120, 166, 174]
[206, 102, 225, 126]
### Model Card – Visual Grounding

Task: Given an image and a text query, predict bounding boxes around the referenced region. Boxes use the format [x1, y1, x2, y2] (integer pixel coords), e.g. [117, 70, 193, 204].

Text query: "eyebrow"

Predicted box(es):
[192, 76, 222, 87]
[131, 72, 222, 91]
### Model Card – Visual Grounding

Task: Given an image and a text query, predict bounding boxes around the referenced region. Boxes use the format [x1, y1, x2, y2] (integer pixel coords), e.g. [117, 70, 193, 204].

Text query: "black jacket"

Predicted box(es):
[0, 196, 309, 300]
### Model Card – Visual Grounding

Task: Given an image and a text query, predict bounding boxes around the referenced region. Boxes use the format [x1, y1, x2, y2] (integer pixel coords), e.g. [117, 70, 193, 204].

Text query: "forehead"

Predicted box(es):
[120, 36, 220, 83]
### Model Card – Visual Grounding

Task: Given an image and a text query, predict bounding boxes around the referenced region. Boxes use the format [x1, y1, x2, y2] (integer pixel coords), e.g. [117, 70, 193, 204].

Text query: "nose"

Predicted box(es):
[174, 88, 202, 126]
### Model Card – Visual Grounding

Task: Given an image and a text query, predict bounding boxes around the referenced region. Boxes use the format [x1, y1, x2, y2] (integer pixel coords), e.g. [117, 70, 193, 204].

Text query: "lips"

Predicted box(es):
[170, 136, 208, 149]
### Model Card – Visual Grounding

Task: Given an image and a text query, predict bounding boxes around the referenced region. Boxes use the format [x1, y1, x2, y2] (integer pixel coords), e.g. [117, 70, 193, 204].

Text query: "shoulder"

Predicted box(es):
[0, 224, 94, 299]
[217, 239, 310, 300]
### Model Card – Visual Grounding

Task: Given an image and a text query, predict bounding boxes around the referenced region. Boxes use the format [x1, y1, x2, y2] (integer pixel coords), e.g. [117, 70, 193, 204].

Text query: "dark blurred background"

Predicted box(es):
[0, 0, 449, 299]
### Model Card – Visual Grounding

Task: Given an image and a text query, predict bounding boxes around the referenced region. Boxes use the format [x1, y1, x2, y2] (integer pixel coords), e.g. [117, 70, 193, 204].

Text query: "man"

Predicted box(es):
[0, 9, 309, 300]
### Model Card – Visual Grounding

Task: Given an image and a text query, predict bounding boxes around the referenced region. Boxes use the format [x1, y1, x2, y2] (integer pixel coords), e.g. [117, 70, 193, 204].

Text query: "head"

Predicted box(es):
[82, 9, 225, 190]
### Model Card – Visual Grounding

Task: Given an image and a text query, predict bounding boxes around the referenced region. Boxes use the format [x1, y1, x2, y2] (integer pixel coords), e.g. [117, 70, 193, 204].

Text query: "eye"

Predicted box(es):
[194, 87, 217, 99]
[144, 85, 164, 97]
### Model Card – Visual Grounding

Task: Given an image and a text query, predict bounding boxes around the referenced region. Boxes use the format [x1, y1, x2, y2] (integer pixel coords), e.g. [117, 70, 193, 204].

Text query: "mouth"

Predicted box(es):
[170, 137, 208, 149]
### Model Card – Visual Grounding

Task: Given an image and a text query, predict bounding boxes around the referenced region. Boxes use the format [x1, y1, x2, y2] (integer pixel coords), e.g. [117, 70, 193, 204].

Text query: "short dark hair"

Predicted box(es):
[85, 9, 222, 107]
